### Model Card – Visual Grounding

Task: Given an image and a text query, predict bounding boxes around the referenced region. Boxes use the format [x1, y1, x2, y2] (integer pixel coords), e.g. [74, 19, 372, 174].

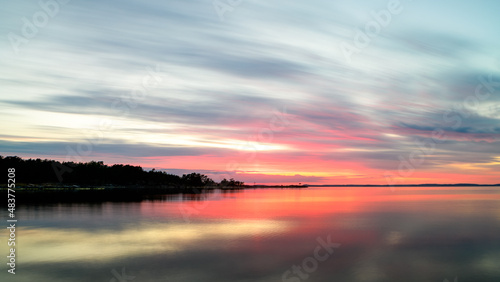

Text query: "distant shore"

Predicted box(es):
[2, 183, 498, 204]
[309, 184, 500, 187]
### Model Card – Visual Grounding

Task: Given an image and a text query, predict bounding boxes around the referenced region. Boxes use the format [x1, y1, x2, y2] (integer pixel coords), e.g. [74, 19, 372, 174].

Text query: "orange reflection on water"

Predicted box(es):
[140, 187, 500, 221]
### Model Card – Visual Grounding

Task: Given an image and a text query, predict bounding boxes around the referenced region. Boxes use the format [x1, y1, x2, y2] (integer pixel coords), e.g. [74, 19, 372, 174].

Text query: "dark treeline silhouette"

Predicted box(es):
[0, 156, 244, 188]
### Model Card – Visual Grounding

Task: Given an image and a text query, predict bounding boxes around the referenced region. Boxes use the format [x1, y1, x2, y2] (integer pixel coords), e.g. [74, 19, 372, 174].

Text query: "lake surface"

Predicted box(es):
[3, 186, 500, 282]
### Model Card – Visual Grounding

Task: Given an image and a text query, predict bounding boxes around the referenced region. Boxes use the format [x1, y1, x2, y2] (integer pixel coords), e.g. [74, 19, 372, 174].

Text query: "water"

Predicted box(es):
[3, 186, 500, 281]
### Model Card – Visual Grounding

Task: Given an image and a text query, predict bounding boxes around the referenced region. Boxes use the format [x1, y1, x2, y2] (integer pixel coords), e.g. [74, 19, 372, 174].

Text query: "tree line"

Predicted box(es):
[0, 156, 244, 187]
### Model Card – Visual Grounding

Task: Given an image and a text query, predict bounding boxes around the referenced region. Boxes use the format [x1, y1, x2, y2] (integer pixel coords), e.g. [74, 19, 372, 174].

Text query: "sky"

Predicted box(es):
[1, 0, 499, 185]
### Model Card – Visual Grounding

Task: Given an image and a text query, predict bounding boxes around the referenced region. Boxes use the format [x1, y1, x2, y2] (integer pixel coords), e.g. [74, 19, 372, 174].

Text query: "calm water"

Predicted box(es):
[3, 186, 500, 282]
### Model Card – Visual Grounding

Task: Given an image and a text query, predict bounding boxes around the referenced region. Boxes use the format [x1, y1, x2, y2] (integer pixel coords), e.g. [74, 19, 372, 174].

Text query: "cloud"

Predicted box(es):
[1, 0, 500, 184]
[231, 172, 328, 184]
[0, 140, 226, 158]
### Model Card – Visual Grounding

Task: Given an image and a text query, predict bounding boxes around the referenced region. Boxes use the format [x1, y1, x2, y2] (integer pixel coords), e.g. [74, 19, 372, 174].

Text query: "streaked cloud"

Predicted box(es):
[1, 0, 499, 184]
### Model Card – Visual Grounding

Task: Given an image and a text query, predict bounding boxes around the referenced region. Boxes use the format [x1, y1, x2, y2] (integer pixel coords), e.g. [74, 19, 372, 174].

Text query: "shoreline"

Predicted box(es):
[2, 183, 497, 204]
[0, 184, 309, 204]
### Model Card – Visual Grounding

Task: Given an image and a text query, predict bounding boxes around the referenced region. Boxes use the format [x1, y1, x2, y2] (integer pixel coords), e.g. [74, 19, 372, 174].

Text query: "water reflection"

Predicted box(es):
[2, 187, 499, 281]
[17, 219, 290, 264]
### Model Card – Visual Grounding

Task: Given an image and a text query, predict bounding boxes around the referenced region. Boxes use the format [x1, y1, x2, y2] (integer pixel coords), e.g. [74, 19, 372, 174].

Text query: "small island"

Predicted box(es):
[0, 156, 307, 203]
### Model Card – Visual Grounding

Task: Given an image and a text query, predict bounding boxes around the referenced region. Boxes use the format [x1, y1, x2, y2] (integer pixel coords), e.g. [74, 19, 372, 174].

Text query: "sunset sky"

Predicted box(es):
[1, 0, 499, 185]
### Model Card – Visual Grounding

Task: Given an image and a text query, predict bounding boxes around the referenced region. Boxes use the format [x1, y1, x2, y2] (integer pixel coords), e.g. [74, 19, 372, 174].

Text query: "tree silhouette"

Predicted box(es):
[0, 155, 242, 188]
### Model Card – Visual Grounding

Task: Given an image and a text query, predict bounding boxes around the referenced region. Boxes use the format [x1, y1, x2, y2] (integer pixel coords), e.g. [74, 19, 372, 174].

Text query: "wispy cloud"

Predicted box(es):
[1, 0, 499, 184]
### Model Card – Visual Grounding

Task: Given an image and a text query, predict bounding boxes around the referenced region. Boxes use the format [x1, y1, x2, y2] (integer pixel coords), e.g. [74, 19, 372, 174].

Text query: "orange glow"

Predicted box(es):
[141, 187, 500, 223]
